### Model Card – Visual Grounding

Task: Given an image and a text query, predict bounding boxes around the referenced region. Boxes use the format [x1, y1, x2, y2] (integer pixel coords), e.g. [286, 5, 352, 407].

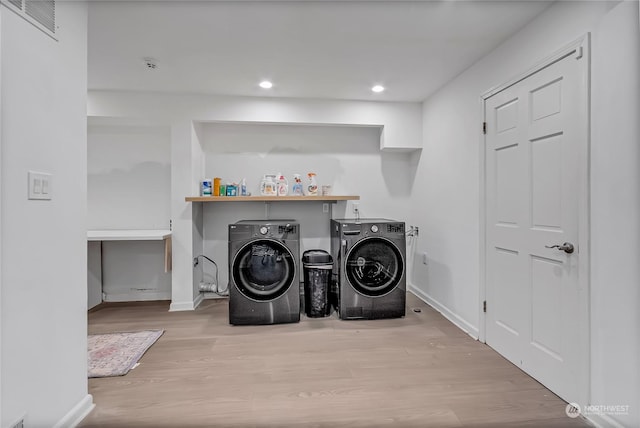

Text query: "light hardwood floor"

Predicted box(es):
[82, 292, 592, 427]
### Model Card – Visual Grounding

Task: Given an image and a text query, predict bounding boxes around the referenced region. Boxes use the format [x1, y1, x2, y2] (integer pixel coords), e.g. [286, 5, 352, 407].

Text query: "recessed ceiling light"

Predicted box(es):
[259, 80, 273, 89]
[372, 85, 385, 93]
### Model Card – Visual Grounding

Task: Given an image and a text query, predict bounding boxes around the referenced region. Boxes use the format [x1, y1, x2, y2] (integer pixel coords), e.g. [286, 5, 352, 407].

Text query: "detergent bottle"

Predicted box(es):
[260, 174, 277, 196]
[276, 173, 289, 196]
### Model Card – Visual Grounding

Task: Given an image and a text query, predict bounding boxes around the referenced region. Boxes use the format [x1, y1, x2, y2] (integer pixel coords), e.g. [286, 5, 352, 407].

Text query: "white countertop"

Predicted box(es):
[87, 229, 172, 241]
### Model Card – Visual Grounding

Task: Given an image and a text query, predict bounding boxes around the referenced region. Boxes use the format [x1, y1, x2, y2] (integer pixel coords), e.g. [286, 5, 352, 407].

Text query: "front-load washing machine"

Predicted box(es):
[228, 220, 300, 325]
[331, 219, 406, 320]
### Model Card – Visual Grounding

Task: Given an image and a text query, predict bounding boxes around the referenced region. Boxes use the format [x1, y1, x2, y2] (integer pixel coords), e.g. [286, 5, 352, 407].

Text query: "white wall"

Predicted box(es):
[88, 92, 422, 310]
[0, 7, 3, 427]
[87, 122, 171, 302]
[590, 2, 640, 425]
[87, 241, 102, 309]
[87, 122, 171, 230]
[201, 122, 412, 211]
[411, 1, 639, 426]
[200, 122, 414, 289]
[411, 0, 614, 335]
[87, 92, 423, 151]
[1, 2, 93, 427]
[169, 120, 202, 310]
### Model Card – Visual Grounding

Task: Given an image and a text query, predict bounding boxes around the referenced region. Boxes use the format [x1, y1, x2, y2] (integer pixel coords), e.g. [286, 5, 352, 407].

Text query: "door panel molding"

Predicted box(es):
[479, 33, 591, 406]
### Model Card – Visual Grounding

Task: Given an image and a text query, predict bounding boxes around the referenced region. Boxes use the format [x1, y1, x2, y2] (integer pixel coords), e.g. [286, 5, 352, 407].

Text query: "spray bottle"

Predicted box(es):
[307, 172, 318, 196]
[240, 178, 247, 196]
[292, 174, 303, 196]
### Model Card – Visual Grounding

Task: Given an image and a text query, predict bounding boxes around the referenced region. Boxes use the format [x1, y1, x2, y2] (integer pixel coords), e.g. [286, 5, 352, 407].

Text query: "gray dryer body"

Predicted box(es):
[330, 218, 406, 320]
[228, 220, 300, 325]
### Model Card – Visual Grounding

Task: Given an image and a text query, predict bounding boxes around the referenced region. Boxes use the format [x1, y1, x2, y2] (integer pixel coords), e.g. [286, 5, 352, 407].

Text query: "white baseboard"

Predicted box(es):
[169, 293, 204, 311]
[408, 283, 479, 339]
[104, 291, 171, 302]
[584, 412, 628, 428]
[54, 394, 94, 428]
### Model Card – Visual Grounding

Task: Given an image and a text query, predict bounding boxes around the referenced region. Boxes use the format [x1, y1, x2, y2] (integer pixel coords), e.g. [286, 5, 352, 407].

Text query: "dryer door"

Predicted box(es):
[232, 239, 296, 301]
[345, 237, 404, 297]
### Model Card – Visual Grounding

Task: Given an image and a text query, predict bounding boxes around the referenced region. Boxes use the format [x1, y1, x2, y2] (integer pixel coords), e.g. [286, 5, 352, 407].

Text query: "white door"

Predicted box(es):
[484, 46, 588, 405]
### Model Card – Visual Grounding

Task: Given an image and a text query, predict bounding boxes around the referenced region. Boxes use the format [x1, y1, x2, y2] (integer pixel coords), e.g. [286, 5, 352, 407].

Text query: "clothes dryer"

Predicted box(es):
[228, 220, 300, 325]
[330, 219, 406, 320]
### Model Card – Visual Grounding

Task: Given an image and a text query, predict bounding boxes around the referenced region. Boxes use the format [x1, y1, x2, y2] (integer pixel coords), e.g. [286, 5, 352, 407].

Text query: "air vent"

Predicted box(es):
[387, 223, 404, 234]
[2, 0, 57, 39]
[26, 0, 55, 33]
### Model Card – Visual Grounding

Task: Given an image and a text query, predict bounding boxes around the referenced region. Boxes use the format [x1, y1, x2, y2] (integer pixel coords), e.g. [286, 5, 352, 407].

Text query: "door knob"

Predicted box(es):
[545, 242, 574, 254]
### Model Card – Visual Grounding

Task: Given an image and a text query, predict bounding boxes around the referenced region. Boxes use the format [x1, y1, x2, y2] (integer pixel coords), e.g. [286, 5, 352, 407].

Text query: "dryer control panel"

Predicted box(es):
[230, 220, 299, 240]
[336, 219, 404, 238]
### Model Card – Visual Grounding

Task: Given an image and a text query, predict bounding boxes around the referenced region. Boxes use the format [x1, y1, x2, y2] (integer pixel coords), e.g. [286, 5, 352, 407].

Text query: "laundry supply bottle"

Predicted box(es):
[307, 172, 318, 196]
[276, 173, 289, 196]
[201, 178, 212, 196]
[260, 174, 277, 196]
[291, 174, 304, 196]
[240, 178, 247, 196]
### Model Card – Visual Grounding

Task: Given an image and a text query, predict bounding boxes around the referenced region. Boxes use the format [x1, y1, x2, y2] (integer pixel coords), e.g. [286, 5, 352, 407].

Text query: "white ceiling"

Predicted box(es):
[88, 1, 553, 103]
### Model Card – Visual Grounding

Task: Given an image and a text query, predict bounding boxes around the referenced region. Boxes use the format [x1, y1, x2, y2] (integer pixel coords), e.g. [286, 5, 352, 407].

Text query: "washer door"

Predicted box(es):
[232, 239, 296, 301]
[345, 237, 404, 297]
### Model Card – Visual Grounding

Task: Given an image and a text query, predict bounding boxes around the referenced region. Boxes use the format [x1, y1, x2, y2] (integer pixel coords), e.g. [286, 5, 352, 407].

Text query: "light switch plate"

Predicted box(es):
[28, 171, 52, 200]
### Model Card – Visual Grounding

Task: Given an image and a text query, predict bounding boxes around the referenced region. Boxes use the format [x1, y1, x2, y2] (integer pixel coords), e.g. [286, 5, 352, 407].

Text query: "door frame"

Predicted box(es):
[478, 34, 591, 403]
[0, 9, 3, 420]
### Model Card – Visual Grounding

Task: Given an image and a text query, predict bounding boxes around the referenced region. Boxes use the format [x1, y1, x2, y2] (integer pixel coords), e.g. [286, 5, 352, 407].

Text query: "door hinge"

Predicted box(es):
[483, 300, 487, 313]
[482, 122, 487, 135]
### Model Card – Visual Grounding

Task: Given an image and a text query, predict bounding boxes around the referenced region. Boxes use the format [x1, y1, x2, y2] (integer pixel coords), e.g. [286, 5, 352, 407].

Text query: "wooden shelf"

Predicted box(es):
[185, 195, 360, 202]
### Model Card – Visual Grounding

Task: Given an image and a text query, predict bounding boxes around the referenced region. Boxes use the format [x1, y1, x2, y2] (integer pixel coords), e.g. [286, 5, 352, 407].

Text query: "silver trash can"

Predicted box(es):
[302, 250, 333, 317]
